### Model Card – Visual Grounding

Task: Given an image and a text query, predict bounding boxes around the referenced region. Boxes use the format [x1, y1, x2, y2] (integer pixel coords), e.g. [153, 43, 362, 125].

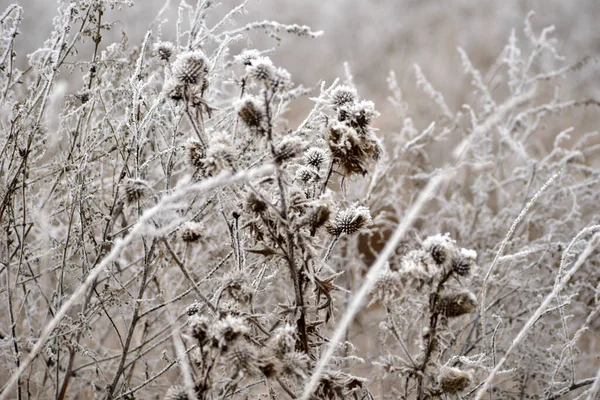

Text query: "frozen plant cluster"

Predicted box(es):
[1, 1, 600, 400]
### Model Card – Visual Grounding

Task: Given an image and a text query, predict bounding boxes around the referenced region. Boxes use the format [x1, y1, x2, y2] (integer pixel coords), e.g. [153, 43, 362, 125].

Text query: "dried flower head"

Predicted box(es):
[190, 133, 236, 177]
[269, 67, 292, 91]
[185, 139, 206, 169]
[295, 165, 315, 185]
[451, 248, 478, 277]
[173, 50, 209, 85]
[280, 351, 309, 381]
[274, 136, 305, 164]
[422, 234, 457, 266]
[437, 290, 477, 318]
[163, 77, 184, 101]
[371, 269, 404, 305]
[123, 178, 150, 204]
[180, 221, 203, 243]
[338, 100, 380, 132]
[189, 314, 211, 346]
[330, 85, 357, 108]
[153, 41, 175, 61]
[246, 57, 275, 83]
[328, 122, 382, 177]
[308, 202, 332, 236]
[304, 147, 328, 170]
[327, 204, 372, 236]
[438, 367, 472, 394]
[236, 95, 266, 136]
[244, 191, 268, 214]
[210, 314, 249, 350]
[234, 49, 262, 66]
[228, 344, 261, 377]
[268, 324, 297, 356]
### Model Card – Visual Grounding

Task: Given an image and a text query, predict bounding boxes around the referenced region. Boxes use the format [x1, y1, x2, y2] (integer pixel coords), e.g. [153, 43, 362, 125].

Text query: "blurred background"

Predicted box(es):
[13, 0, 600, 133]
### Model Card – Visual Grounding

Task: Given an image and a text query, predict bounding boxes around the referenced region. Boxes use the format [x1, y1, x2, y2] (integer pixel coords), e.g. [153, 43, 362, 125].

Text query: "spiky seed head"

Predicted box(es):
[295, 166, 314, 185]
[422, 234, 457, 266]
[437, 290, 477, 318]
[180, 221, 203, 243]
[185, 139, 206, 169]
[189, 315, 211, 346]
[228, 344, 261, 377]
[452, 248, 477, 277]
[270, 67, 292, 91]
[210, 315, 249, 350]
[304, 147, 328, 170]
[328, 204, 372, 236]
[246, 57, 275, 82]
[244, 192, 268, 215]
[154, 41, 175, 61]
[330, 85, 357, 107]
[309, 203, 332, 236]
[173, 50, 209, 85]
[339, 100, 380, 131]
[327, 122, 382, 176]
[438, 367, 472, 394]
[163, 78, 184, 101]
[236, 96, 265, 135]
[234, 49, 262, 66]
[123, 178, 150, 204]
[274, 136, 305, 164]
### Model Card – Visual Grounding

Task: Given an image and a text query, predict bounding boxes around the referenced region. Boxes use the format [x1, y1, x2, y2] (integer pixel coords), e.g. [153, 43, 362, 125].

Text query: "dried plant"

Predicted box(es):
[1, 2, 600, 400]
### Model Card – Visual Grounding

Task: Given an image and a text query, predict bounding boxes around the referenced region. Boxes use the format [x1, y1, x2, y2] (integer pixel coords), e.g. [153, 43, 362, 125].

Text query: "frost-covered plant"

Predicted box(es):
[1, 2, 600, 400]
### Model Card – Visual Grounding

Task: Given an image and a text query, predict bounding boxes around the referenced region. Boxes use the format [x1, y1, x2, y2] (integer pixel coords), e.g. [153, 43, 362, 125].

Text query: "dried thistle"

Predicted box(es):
[236, 95, 266, 136]
[304, 147, 328, 170]
[123, 178, 150, 204]
[180, 221, 203, 243]
[173, 50, 209, 86]
[327, 204, 372, 236]
[329, 85, 357, 108]
[438, 367, 472, 394]
[327, 122, 381, 177]
[437, 290, 477, 318]
[153, 41, 175, 61]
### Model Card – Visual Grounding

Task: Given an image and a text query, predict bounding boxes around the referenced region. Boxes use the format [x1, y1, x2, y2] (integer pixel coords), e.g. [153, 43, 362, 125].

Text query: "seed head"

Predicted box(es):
[173, 50, 209, 85]
[234, 49, 262, 66]
[328, 204, 372, 236]
[330, 85, 357, 108]
[180, 221, 203, 243]
[274, 136, 305, 164]
[153, 41, 175, 61]
[304, 147, 328, 170]
[328, 122, 382, 176]
[244, 191, 268, 215]
[246, 57, 275, 83]
[185, 139, 206, 169]
[438, 367, 472, 394]
[295, 166, 315, 185]
[123, 178, 150, 204]
[437, 290, 477, 318]
[236, 96, 265, 136]
[451, 248, 477, 277]
[422, 234, 457, 266]
[210, 315, 249, 350]
[338, 100, 380, 132]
